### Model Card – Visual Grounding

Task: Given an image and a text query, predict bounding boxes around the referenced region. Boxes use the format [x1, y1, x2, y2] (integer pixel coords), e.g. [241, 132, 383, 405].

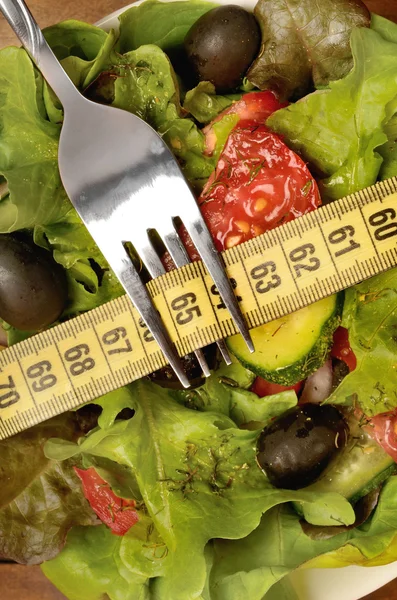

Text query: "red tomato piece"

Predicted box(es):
[204, 91, 287, 154]
[181, 125, 320, 258]
[225, 91, 288, 127]
[366, 410, 397, 463]
[331, 327, 357, 372]
[74, 467, 139, 536]
[251, 376, 303, 398]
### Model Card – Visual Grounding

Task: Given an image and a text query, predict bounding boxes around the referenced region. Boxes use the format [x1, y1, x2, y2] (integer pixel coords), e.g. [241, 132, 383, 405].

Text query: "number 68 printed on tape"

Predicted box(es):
[0, 178, 396, 440]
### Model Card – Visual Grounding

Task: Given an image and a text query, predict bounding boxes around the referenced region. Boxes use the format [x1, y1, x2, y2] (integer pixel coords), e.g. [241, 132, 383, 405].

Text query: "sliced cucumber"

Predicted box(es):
[227, 294, 342, 385]
[294, 415, 396, 510]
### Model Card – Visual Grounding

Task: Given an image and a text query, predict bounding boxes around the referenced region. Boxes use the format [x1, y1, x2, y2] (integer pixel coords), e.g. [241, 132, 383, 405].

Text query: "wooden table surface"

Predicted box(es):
[0, 0, 397, 599]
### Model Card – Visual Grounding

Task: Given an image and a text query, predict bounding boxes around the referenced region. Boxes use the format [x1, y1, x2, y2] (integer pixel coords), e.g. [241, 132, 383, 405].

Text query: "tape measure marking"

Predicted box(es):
[0, 178, 397, 439]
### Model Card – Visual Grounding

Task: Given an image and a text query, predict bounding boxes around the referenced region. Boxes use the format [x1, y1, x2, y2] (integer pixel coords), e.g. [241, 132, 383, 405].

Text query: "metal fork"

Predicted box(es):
[140, 230, 234, 374]
[1, 0, 254, 387]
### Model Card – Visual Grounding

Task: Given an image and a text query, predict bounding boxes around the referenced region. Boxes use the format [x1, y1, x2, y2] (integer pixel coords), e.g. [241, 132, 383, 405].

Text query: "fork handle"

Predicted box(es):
[0, 0, 80, 107]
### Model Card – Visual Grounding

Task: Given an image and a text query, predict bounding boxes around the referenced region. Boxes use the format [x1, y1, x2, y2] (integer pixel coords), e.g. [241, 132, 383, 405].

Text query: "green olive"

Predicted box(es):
[184, 5, 260, 92]
[0, 234, 68, 330]
[256, 404, 349, 490]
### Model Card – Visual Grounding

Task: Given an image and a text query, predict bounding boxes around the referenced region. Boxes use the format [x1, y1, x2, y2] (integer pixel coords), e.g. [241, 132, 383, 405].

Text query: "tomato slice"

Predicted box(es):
[203, 91, 287, 154]
[366, 410, 397, 463]
[226, 91, 288, 127]
[331, 326, 357, 372]
[181, 125, 320, 258]
[251, 377, 303, 398]
[75, 467, 139, 536]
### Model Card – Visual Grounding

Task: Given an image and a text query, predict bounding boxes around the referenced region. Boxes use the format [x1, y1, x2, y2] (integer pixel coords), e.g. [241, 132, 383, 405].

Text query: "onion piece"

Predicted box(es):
[300, 360, 333, 404]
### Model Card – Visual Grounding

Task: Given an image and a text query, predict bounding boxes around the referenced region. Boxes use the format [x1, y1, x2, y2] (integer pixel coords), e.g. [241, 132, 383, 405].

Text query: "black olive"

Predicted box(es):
[256, 404, 349, 490]
[184, 5, 261, 93]
[149, 344, 219, 390]
[0, 234, 68, 330]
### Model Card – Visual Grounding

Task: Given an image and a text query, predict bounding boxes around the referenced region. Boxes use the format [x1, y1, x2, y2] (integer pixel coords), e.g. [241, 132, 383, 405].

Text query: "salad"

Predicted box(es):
[0, 0, 397, 599]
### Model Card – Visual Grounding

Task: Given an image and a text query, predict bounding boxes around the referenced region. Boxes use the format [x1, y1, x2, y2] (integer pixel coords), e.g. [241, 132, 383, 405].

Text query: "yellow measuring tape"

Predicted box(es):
[1, 178, 397, 440]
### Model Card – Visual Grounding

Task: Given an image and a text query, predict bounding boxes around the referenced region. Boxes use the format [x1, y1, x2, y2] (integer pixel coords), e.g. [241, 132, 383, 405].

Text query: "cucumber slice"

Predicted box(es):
[227, 294, 342, 385]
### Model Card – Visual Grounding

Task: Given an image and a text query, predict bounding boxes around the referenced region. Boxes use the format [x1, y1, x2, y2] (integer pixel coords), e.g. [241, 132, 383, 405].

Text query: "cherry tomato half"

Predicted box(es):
[74, 467, 139, 536]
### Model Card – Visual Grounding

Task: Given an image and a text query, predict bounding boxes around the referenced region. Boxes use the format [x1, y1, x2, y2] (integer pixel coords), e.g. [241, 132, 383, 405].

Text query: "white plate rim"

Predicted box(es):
[94, 3, 397, 599]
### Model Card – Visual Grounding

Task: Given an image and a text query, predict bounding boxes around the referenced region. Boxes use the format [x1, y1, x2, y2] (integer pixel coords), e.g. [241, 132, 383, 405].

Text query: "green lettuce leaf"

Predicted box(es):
[0, 414, 97, 564]
[379, 110, 397, 180]
[174, 357, 295, 427]
[63, 30, 118, 92]
[0, 48, 71, 232]
[34, 209, 124, 316]
[44, 381, 356, 599]
[183, 82, 238, 124]
[229, 389, 298, 428]
[247, 0, 370, 100]
[329, 268, 397, 416]
[363, 12, 397, 182]
[209, 477, 397, 600]
[43, 20, 108, 61]
[303, 531, 397, 568]
[117, 0, 217, 54]
[267, 23, 397, 200]
[174, 356, 255, 416]
[265, 577, 300, 600]
[112, 45, 181, 128]
[42, 524, 155, 600]
[48, 40, 180, 129]
[87, 43, 187, 130]
[372, 13, 397, 43]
